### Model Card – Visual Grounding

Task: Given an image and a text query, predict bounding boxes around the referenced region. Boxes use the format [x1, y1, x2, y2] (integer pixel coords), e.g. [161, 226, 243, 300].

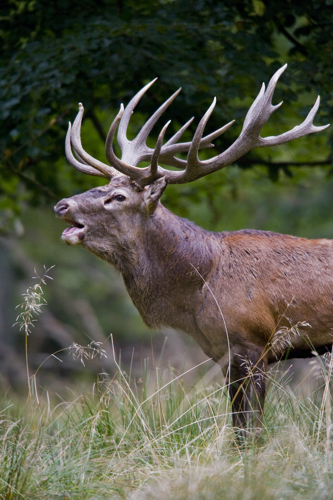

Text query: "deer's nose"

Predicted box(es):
[54, 202, 70, 217]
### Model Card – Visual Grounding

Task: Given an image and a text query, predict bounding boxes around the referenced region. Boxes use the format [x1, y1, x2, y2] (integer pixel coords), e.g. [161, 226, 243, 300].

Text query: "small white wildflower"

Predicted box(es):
[323, 350, 333, 377]
[68, 342, 91, 366]
[270, 320, 312, 358]
[69, 341, 108, 366]
[236, 354, 264, 388]
[13, 265, 54, 335]
[323, 351, 333, 363]
[88, 341, 108, 360]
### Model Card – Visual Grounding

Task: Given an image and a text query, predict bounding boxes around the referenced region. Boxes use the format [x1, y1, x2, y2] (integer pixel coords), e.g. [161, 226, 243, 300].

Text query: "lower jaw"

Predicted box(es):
[61, 232, 85, 245]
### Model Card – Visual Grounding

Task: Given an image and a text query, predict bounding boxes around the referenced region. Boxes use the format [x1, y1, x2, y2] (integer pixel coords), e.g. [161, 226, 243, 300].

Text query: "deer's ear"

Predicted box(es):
[143, 177, 168, 214]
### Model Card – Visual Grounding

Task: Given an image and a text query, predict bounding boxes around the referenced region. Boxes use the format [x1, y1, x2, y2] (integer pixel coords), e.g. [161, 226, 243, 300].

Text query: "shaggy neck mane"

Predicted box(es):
[117, 204, 219, 326]
[125, 204, 217, 277]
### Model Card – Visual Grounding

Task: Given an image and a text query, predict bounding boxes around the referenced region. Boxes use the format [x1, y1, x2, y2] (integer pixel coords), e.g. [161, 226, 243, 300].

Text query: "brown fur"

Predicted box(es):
[54, 175, 333, 432]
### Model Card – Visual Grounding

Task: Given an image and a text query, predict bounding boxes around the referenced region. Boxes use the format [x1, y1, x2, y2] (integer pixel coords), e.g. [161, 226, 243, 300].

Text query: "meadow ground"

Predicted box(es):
[0, 346, 332, 500]
[1, 268, 332, 499]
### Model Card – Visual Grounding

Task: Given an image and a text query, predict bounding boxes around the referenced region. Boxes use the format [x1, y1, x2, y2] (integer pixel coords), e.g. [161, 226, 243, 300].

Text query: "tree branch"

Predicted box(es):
[10, 107, 71, 159]
[6, 163, 58, 200]
[277, 23, 308, 56]
[86, 109, 107, 143]
[237, 159, 331, 168]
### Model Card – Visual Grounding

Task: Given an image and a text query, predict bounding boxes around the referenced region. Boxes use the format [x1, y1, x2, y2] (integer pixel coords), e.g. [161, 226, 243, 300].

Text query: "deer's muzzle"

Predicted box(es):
[54, 201, 86, 245]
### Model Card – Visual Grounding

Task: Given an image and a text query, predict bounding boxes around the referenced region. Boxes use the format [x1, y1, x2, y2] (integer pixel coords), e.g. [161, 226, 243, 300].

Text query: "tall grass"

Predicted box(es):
[1, 270, 332, 499]
[0, 352, 332, 499]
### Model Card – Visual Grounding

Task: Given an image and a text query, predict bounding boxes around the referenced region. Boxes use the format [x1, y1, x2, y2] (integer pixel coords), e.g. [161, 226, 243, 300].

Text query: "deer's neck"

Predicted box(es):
[118, 204, 218, 328]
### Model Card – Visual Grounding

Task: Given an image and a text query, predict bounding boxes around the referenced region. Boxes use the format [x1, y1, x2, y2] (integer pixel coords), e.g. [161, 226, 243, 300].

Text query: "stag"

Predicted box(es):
[54, 65, 331, 433]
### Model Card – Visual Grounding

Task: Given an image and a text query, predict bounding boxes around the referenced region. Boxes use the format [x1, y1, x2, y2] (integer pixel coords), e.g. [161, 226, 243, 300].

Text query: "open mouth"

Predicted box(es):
[61, 219, 86, 245]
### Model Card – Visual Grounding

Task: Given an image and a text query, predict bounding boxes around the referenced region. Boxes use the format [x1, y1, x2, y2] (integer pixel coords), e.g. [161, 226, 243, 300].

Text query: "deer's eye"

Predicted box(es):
[115, 194, 126, 202]
[104, 194, 126, 206]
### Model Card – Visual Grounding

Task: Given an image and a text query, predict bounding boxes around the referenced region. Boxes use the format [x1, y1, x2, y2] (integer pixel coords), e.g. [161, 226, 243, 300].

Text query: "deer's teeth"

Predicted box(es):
[61, 222, 85, 245]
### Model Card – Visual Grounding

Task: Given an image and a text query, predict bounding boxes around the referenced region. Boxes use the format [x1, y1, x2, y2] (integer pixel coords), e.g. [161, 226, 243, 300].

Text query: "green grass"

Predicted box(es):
[0, 352, 332, 500]
[4, 270, 333, 499]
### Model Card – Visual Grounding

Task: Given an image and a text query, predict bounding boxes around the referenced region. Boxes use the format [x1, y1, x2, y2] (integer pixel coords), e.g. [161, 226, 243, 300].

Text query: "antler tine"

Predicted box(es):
[117, 78, 157, 150]
[163, 118, 234, 152]
[143, 96, 234, 180]
[260, 96, 330, 147]
[70, 103, 118, 179]
[158, 118, 235, 169]
[71, 142, 100, 167]
[105, 103, 125, 168]
[164, 117, 194, 147]
[105, 104, 153, 181]
[201, 121, 235, 144]
[162, 64, 329, 184]
[242, 64, 286, 134]
[134, 88, 182, 149]
[65, 123, 106, 177]
[240, 64, 329, 148]
[150, 121, 171, 179]
[157, 117, 194, 170]
[118, 84, 182, 165]
[185, 97, 218, 177]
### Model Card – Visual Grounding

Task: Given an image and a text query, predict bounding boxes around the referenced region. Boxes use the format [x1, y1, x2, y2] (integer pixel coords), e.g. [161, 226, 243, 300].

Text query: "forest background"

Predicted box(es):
[1, 0, 333, 392]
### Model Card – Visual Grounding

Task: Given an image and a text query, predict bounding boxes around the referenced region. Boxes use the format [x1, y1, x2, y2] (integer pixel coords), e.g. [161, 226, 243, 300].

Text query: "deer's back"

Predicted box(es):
[194, 229, 333, 362]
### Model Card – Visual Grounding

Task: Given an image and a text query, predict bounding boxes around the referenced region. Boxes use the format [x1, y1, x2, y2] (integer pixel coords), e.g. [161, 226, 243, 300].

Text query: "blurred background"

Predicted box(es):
[1, 0, 333, 393]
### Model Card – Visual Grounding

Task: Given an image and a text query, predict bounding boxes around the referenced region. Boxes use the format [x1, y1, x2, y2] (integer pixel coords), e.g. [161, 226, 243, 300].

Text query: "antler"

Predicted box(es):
[103, 79, 232, 185]
[65, 79, 230, 183]
[65, 64, 329, 187]
[174, 64, 329, 184]
[65, 103, 119, 179]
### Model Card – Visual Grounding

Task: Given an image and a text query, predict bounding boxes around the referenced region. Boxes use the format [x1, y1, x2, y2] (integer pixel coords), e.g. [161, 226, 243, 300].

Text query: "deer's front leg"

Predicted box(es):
[228, 347, 267, 436]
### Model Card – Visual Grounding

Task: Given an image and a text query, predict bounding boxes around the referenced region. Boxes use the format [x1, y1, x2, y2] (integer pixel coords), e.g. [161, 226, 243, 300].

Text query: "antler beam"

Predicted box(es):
[65, 65, 329, 187]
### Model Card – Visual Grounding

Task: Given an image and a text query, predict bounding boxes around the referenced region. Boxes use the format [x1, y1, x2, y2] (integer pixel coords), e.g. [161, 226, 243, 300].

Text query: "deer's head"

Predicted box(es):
[54, 174, 168, 266]
[55, 65, 328, 257]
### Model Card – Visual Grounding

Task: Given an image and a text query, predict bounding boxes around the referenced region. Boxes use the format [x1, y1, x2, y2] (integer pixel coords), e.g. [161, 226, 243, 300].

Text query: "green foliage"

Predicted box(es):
[1, 0, 333, 233]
